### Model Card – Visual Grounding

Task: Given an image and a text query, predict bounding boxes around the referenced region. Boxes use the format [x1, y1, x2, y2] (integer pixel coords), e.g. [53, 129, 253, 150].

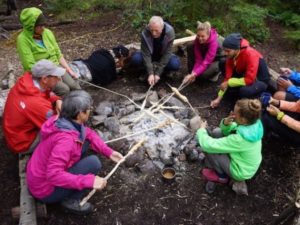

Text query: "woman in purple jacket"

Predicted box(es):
[26, 90, 124, 215]
[183, 21, 223, 84]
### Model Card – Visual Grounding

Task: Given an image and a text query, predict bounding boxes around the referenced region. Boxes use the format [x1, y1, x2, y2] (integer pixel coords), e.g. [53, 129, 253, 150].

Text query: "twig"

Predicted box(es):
[80, 138, 147, 206]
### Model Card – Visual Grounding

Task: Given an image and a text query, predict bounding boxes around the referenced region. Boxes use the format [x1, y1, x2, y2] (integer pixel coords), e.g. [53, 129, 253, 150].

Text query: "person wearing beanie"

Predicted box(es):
[211, 33, 270, 108]
[17, 7, 81, 97]
[3, 59, 64, 154]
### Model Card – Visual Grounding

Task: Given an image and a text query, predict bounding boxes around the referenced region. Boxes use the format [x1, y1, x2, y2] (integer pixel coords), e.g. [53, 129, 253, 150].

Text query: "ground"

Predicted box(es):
[0, 7, 299, 225]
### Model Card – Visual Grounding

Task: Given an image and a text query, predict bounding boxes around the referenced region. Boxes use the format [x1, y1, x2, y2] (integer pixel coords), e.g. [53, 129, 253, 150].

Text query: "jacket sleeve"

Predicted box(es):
[155, 39, 174, 76]
[46, 135, 95, 190]
[45, 29, 63, 61]
[287, 85, 300, 99]
[193, 38, 218, 76]
[219, 119, 238, 136]
[17, 35, 37, 71]
[224, 59, 234, 81]
[86, 128, 114, 158]
[141, 35, 154, 75]
[196, 128, 250, 153]
[289, 71, 300, 83]
[243, 52, 259, 85]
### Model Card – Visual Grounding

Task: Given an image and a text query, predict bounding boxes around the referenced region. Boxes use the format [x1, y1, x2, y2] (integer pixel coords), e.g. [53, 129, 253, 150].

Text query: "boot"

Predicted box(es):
[61, 198, 94, 215]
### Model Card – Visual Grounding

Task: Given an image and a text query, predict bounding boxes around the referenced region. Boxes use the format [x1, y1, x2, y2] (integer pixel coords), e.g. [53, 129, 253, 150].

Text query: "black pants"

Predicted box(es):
[262, 111, 300, 147]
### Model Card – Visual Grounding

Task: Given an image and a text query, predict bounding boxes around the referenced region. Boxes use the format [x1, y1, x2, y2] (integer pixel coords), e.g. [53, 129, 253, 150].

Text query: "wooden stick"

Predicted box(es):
[80, 139, 147, 207]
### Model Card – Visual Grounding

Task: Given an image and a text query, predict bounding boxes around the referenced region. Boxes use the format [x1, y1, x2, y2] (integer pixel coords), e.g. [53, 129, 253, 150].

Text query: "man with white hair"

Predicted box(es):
[131, 16, 180, 86]
[3, 59, 63, 154]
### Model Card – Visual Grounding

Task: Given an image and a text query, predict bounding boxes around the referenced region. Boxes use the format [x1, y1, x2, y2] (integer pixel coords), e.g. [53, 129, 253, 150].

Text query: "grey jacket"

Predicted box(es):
[141, 22, 175, 76]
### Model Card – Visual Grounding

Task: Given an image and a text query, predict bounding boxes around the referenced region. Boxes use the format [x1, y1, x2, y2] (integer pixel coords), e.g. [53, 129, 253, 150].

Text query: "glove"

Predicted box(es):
[260, 92, 272, 107]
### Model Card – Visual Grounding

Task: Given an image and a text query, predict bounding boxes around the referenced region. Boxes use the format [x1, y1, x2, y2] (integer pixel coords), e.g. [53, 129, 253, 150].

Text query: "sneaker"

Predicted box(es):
[61, 198, 94, 215]
[201, 168, 229, 184]
[209, 72, 221, 82]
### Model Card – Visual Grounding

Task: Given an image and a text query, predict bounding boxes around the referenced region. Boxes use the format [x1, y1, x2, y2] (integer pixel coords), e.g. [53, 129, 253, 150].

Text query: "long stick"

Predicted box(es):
[80, 139, 147, 207]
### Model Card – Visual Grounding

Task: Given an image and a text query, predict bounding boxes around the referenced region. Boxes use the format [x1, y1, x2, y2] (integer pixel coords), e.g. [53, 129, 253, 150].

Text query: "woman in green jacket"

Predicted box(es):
[17, 7, 81, 96]
[197, 99, 263, 184]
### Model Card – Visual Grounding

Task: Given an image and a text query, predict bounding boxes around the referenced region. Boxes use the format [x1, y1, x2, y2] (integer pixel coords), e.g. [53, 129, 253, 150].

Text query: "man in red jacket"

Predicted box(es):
[3, 59, 64, 153]
[211, 33, 270, 108]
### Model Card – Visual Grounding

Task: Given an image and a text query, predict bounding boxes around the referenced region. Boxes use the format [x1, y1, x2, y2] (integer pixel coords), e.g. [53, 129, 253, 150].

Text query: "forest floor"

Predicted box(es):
[0, 4, 299, 225]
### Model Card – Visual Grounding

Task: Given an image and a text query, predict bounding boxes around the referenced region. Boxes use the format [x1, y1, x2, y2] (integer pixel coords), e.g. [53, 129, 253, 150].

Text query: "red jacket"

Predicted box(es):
[3, 72, 59, 153]
[224, 39, 263, 85]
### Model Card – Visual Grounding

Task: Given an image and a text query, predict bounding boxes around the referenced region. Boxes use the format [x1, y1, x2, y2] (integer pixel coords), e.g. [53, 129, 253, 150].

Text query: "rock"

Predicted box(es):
[190, 116, 201, 132]
[104, 117, 120, 134]
[126, 105, 136, 114]
[178, 153, 187, 161]
[174, 109, 189, 119]
[137, 159, 157, 174]
[146, 91, 159, 107]
[232, 181, 248, 195]
[102, 131, 113, 142]
[182, 119, 190, 127]
[95, 101, 114, 116]
[205, 181, 216, 194]
[92, 115, 107, 126]
[188, 149, 199, 162]
[160, 150, 173, 166]
[125, 148, 145, 167]
[153, 160, 165, 170]
[131, 92, 146, 102]
[157, 88, 167, 98]
[166, 96, 185, 108]
[96, 129, 104, 139]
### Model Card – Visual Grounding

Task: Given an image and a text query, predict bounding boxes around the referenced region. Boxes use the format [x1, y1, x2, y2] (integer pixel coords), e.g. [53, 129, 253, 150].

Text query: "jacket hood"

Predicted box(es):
[40, 116, 85, 141]
[240, 38, 250, 49]
[206, 28, 218, 44]
[237, 120, 263, 142]
[20, 7, 42, 34]
[15, 72, 43, 96]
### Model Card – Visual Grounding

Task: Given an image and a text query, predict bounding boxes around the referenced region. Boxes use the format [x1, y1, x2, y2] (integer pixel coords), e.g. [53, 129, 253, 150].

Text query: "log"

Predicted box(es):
[11, 203, 47, 219]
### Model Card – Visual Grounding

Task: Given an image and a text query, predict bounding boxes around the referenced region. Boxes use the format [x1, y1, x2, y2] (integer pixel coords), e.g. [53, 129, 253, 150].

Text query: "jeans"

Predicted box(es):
[40, 142, 101, 203]
[131, 51, 180, 72]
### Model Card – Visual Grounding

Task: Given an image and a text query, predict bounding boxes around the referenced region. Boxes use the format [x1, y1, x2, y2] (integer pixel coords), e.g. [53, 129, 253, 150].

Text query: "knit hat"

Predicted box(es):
[32, 59, 65, 78]
[35, 14, 46, 27]
[222, 33, 242, 50]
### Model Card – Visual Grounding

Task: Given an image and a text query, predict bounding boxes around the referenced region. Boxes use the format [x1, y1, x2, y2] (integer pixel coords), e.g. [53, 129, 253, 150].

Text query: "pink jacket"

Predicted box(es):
[280, 100, 300, 133]
[192, 28, 219, 76]
[26, 115, 113, 199]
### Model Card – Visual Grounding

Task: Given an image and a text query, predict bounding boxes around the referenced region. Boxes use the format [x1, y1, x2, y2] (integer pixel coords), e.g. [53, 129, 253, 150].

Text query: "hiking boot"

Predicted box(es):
[61, 198, 94, 215]
[138, 74, 148, 82]
[201, 168, 229, 184]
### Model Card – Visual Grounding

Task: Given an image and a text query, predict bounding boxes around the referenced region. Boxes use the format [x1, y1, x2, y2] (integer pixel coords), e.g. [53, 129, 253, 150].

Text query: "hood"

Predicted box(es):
[240, 38, 250, 49]
[237, 120, 263, 142]
[15, 72, 43, 96]
[20, 7, 42, 34]
[206, 28, 218, 44]
[40, 116, 86, 141]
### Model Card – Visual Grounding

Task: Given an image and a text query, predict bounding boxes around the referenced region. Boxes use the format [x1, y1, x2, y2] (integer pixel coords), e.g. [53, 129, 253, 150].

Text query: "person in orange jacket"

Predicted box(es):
[3, 59, 63, 154]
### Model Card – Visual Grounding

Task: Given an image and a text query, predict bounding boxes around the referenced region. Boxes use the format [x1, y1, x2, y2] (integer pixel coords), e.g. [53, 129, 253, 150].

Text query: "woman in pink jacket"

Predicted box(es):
[26, 90, 124, 215]
[262, 96, 300, 146]
[183, 21, 223, 84]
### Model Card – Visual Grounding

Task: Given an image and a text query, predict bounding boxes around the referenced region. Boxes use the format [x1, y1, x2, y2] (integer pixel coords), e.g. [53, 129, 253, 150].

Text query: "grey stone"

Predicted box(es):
[205, 181, 216, 194]
[92, 115, 107, 126]
[126, 105, 136, 114]
[160, 150, 174, 166]
[190, 116, 201, 132]
[182, 119, 190, 127]
[137, 159, 157, 174]
[146, 91, 159, 107]
[95, 101, 114, 116]
[102, 131, 113, 142]
[104, 117, 120, 134]
[166, 96, 185, 108]
[131, 92, 146, 102]
[188, 149, 199, 162]
[153, 160, 165, 170]
[232, 181, 248, 195]
[125, 149, 144, 167]
[174, 109, 189, 119]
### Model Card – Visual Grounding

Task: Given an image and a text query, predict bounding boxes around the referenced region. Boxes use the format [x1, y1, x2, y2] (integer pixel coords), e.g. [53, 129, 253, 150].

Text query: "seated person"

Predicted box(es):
[131, 16, 180, 86]
[17, 7, 81, 96]
[211, 33, 270, 108]
[197, 99, 263, 186]
[262, 96, 300, 146]
[273, 67, 300, 102]
[26, 90, 124, 215]
[70, 45, 133, 86]
[183, 21, 223, 84]
[3, 59, 63, 154]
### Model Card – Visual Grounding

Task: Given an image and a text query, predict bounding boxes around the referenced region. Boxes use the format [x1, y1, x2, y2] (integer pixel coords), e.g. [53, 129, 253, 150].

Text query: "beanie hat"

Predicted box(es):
[222, 33, 242, 50]
[35, 14, 46, 27]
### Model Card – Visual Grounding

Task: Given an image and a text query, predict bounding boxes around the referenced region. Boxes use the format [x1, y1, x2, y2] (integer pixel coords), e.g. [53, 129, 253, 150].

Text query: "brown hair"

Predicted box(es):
[196, 21, 211, 35]
[235, 99, 262, 124]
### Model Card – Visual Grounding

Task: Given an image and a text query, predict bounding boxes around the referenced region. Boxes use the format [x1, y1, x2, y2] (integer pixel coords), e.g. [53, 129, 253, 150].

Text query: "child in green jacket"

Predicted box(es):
[197, 99, 263, 184]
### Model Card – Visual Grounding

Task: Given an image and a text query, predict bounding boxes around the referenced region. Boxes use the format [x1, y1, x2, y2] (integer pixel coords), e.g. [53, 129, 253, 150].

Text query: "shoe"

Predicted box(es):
[138, 74, 148, 82]
[209, 72, 220, 82]
[201, 168, 229, 184]
[61, 198, 94, 215]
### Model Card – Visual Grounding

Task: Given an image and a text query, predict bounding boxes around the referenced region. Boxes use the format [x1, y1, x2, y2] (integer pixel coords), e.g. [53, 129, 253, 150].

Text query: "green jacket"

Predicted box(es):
[196, 119, 263, 181]
[17, 7, 62, 71]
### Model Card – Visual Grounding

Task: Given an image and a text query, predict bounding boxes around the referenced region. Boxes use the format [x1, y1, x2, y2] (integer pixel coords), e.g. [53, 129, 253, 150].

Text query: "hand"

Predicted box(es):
[269, 97, 280, 107]
[210, 97, 221, 108]
[200, 119, 207, 129]
[224, 111, 235, 125]
[280, 67, 292, 76]
[55, 99, 62, 114]
[67, 68, 79, 79]
[220, 81, 228, 91]
[277, 78, 293, 90]
[148, 74, 160, 86]
[93, 176, 107, 190]
[183, 74, 196, 84]
[109, 151, 124, 163]
[266, 105, 281, 117]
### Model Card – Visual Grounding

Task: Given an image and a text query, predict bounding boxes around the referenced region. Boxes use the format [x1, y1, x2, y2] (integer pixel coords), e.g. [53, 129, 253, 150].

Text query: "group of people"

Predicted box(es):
[2, 6, 299, 215]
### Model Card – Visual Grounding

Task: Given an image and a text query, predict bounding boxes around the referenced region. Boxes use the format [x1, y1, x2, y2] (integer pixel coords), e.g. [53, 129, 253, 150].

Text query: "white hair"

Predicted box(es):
[149, 16, 164, 28]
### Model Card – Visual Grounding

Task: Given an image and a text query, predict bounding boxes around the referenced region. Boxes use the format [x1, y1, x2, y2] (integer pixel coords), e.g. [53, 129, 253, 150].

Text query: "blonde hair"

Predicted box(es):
[196, 21, 211, 35]
[235, 99, 262, 124]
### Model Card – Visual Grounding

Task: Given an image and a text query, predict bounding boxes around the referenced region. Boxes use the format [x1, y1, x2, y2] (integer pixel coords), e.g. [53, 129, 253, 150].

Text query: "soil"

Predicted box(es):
[0, 6, 299, 225]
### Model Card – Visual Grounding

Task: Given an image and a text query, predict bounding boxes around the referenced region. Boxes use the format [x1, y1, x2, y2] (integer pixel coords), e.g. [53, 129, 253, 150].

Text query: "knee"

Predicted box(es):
[273, 91, 286, 100]
[168, 56, 180, 71]
[54, 82, 70, 97]
[87, 155, 102, 174]
[131, 52, 143, 65]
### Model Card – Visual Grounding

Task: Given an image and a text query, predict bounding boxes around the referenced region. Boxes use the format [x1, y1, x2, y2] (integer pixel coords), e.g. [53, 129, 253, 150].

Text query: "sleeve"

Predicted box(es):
[224, 59, 234, 81]
[196, 128, 249, 154]
[193, 38, 218, 76]
[280, 100, 300, 113]
[289, 71, 300, 83]
[228, 77, 246, 87]
[155, 40, 174, 76]
[46, 29, 63, 60]
[17, 35, 36, 71]
[46, 135, 95, 190]
[86, 127, 113, 158]
[141, 35, 154, 75]
[219, 119, 238, 136]
[286, 85, 300, 99]
[243, 52, 259, 85]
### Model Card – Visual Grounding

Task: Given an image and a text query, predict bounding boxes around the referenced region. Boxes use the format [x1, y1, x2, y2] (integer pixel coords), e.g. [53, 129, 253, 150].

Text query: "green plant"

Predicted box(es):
[284, 30, 300, 49]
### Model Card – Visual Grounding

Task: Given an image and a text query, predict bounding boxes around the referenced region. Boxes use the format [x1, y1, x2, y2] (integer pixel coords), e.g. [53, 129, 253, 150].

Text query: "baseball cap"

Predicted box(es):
[31, 59, 66, 78]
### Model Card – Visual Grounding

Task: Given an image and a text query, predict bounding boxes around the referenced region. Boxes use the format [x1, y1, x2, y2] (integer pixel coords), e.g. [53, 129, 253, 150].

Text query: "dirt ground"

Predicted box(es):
[0, 6, 299, 225]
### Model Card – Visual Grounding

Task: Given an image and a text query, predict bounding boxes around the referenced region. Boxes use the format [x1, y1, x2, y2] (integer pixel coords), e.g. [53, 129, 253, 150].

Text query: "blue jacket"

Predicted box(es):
[287, 71, 300, 99]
